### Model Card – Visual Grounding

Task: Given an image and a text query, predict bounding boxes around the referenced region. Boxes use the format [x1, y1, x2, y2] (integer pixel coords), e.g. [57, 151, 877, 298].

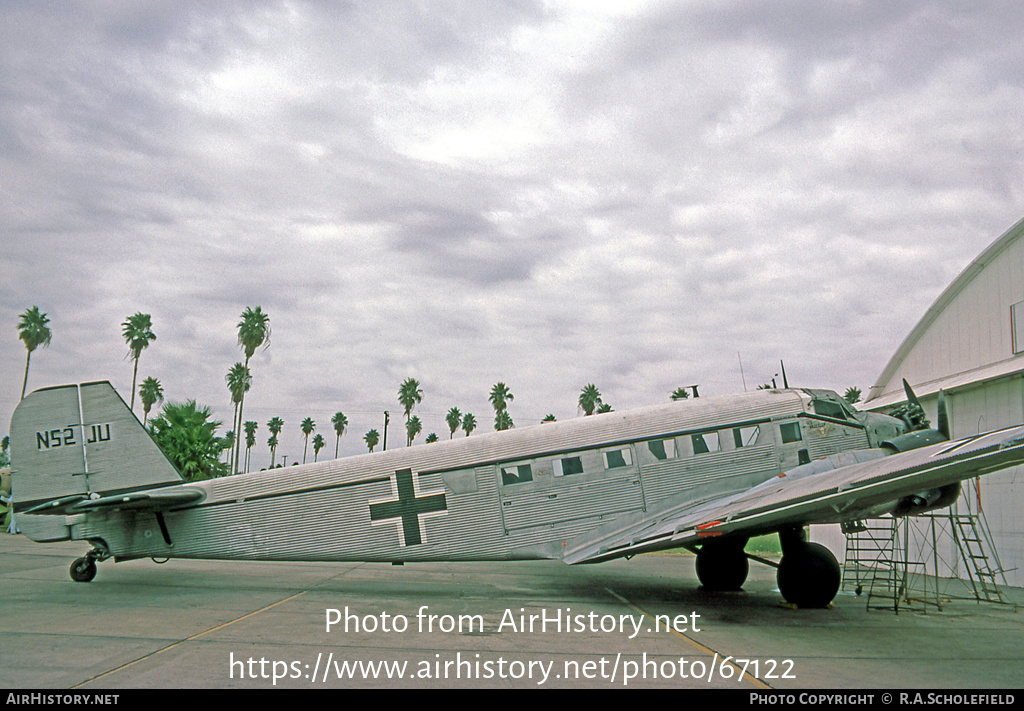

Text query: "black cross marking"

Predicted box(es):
[369, 468, 447, 546]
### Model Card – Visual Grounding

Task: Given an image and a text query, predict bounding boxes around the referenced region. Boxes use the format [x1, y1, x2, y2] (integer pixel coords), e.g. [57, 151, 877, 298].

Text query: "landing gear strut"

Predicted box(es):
[777, 528, 840, 608]
[69, 546, 110, 583]
[695, 538, 749, 591]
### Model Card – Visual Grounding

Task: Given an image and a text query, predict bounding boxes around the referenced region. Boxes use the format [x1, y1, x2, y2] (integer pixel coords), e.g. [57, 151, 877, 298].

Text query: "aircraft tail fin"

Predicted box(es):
[10, 382, 183, 539]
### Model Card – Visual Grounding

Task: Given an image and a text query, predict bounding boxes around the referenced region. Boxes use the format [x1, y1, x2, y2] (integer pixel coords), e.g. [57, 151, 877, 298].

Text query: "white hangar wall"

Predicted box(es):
[860, 217, 1024, 588]
[869, 218, 1024, 393]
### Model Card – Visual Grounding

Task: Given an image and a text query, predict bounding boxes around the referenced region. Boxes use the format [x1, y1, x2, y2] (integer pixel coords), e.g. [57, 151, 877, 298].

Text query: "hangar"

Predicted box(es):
[862, 216, 1024, 588]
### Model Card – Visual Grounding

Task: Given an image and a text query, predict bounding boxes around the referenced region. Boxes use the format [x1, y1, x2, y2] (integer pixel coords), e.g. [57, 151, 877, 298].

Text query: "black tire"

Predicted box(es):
[70, 557, 97, 583]
[777, 542, 840, 608]
[695, 542, 749, 591]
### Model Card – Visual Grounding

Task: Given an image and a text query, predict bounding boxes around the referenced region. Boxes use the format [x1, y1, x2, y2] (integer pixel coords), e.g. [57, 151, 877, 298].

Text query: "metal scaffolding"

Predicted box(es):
[841, 482, 1016, 613]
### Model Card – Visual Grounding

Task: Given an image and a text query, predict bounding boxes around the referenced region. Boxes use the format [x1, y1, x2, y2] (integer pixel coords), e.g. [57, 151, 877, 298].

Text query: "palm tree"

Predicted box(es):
[461, 412, 477, 437]
[267, 434, 279, 467]
[312, 433, 325, 462]
[234, 306, 270, 474]
[398, 378, 423, 425]
[425, 433, 438, 443]
[597, 403, 613, 413]
[542, 414, 557, 422]
[445, 407, 462, 439]
[332, 411, 348, 458]
[301, 417, 316, 463]
[225, 363, 251, 470]
[578, 384, 602, 416]
[139, 376, 164, 425]
[243, 420, 258, 473]
[489, 382, 513, 414]
[670, 387, 690, 401]
[494, 410, 514, 431]
[364, 429, 380, 452]
[18, 306, 52, 400]
[222, 430, 235, 463]
[406, 415, 422, 446]
[122, 312, 156, 412]
[267, 416, 284, 467]
[147, 400, 227, 481]
[844, 387, 862, 405]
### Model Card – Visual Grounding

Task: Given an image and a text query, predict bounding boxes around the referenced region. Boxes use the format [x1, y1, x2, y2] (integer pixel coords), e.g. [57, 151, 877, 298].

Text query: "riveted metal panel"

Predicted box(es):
[640, 444, 777, 503]
[804, 422, 870, 459]
[501, 475, 643, 532]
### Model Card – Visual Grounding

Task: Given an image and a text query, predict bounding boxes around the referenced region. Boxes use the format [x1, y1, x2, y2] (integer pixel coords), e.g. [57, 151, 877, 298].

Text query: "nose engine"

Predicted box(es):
[860, 410, 907, 448]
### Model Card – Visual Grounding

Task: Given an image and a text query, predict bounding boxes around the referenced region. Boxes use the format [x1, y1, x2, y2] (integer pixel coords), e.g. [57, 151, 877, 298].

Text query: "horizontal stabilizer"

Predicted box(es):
[22, 488, 205, 516]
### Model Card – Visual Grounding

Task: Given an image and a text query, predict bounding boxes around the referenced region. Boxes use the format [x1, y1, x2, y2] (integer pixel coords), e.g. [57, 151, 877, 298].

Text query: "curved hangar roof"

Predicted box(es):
[866, 216, 1024, 409]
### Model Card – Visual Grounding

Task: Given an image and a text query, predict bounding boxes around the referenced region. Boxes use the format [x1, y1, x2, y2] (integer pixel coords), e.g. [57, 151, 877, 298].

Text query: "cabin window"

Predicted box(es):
[554, 456, 584, 477]
[691, 431, 720, 455]
[733, 425, 760, 448]
[780, 422, 802, 443]
[501, 464, 533, 485]
[647, 438, 677, 460]
[603, 447, 633, 469]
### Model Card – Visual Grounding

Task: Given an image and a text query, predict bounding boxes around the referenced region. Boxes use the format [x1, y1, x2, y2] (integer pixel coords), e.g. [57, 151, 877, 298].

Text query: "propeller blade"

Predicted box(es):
[903, 379, 949, 440]
[903, 378, 923, 408]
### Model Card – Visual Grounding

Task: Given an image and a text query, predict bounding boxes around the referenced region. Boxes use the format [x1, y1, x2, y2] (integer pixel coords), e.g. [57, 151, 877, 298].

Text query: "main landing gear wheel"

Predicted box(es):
[70, 556, 97, 583]
[695, 540, 749, 591]
[777, 542, 841, 608]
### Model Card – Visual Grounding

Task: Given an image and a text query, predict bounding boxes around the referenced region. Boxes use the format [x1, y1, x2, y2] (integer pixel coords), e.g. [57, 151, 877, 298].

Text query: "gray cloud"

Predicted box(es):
[2, 1, 1022, 461]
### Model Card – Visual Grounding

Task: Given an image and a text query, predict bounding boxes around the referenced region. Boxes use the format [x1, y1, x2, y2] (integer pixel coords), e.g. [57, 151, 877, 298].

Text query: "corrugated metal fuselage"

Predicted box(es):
[71, 389, 871, 563]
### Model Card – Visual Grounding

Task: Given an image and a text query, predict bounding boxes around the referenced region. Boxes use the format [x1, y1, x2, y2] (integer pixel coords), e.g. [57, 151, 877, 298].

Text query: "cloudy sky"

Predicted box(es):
[3, 1, 1022, 465]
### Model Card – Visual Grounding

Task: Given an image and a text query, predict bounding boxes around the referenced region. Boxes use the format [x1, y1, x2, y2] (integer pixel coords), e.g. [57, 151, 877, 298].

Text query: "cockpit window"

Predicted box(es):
[813, 398, 848, 420]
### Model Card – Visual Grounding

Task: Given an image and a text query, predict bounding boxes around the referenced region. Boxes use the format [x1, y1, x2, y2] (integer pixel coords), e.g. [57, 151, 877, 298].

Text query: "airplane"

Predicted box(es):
[8, 379, 1024, 608]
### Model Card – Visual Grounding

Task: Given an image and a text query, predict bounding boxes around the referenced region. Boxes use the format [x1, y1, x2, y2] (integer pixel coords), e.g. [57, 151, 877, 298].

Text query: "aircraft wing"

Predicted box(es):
[563, 424, 1024, 565]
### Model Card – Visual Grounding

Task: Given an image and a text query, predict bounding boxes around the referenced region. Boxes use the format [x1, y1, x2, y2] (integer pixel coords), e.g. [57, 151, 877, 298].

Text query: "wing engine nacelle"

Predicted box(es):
[879, 429, 948, 453]
[892, 483, 962, 517]
[859, 483, 962, 519]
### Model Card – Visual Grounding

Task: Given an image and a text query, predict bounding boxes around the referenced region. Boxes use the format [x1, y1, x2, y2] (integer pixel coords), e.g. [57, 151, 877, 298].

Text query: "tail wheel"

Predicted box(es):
[777, 542, 840, 608]
[695, 540, 749, 591]
[70, 556, 97, 583]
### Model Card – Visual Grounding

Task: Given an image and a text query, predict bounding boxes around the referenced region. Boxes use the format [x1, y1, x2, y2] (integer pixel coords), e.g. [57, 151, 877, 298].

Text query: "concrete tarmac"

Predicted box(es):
[1, 534, 1021, 690]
